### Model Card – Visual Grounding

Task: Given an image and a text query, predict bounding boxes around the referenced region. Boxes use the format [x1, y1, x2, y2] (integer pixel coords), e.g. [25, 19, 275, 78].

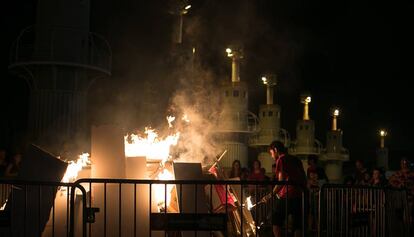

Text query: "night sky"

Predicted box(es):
[1, 0, 413, 167]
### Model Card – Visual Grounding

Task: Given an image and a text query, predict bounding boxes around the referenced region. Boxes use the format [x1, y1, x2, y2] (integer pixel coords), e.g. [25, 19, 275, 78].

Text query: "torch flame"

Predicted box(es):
[246, 196, 254, 211]
[62, 153, 90, 183]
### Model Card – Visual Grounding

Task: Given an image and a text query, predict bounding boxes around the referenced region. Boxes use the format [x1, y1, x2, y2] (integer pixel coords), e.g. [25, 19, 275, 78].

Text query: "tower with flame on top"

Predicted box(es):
[216, 45, 258, 168]
[249, 74, 289, 173]
[376, 129, 389, 170]
[289, 93, 322, 170]
[168, 0, 191, 44]
[320, 108, 349, 183]
[8, 0, 111, 154]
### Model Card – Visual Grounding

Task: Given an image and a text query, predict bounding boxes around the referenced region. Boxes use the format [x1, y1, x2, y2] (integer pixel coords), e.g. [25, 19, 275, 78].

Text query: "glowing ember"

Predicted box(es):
[167, 116, 175, 128]
[182, 114, 190, 123]
[124, 128, 180, 162]
[154, 168, 174, 211]
[62, 153, 90, 183]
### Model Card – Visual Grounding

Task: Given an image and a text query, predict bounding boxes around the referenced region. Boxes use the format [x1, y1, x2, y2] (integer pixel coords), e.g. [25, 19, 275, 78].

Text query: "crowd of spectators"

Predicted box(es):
[226, 155, 414, 234]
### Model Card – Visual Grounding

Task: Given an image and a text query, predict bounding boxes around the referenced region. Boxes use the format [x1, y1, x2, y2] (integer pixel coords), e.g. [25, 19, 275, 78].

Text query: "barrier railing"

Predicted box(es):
[319, 184, 411, 237]
[0, 179, 87, 237]
[73, 179, 306, 237]
[2, 179, 409, 237]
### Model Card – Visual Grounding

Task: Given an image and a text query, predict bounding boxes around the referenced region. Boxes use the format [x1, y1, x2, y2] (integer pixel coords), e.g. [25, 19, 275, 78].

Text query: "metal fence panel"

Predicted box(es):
[0, 179, 87, 237]
[319, 185, 410, 237]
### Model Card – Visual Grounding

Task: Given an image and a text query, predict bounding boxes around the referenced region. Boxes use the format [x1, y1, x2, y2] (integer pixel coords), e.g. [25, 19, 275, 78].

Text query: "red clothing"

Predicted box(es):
[275, 154, 307, 198]
[248, 170, 266, 181]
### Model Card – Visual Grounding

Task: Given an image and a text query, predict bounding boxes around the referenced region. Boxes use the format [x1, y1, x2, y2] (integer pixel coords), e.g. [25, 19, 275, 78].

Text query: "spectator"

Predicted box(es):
[229, 159, 242, 179]
[360, 172, 372, 186]
[371, 167, 388, 187]
[240, 167, 250, 181]
[307, 170, 320, 232]
[5, 152, 22, 177]
[307, 155, 329, 185]
[343, 175, 355, 186]
[307, 170, 320, 191]
[248, 159, 266, 181]
[354, 159, 369, 185]
[389, 158, 414, 226]
[0, 148, 7, 177]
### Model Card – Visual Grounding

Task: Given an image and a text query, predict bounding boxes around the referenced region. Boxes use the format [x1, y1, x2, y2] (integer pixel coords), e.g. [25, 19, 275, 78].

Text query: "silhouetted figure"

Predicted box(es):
[240, 168, 250, 181]
[343, 175, 355, 186]
[0, 148, 7, 177]
[354, 159, 369, 185]
[5, 152, 22, 177]
[307, 155, 328, 185]
[262, 141, 307, 237]
[248, 159, 266, 181]
[307, 169, 320, 232]
[371, 167, 388, 187]
[389, 158, 414, 225]
[229, 159, 242, 179]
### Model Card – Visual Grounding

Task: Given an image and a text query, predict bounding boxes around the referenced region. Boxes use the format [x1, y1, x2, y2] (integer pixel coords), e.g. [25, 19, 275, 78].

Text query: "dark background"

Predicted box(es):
[1, 0, 413, 169]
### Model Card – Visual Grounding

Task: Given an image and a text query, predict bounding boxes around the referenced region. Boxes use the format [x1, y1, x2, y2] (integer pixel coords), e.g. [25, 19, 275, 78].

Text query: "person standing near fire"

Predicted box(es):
[261, 141, 307, 237]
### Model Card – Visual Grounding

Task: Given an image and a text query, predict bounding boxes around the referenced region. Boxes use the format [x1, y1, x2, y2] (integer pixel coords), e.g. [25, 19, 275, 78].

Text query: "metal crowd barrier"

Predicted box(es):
[73, 179, 306, 237]
[0, 179, 87, 237]
[319, 184, 411, 237]
[1, 178, 308, 237]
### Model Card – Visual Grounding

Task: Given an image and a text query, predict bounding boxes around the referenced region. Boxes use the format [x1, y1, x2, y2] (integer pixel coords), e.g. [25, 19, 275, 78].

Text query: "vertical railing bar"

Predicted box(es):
[195, 183, 198, 237]
[302, 191, 305, 237]
[89, 182, 92, 237]
[69, 184, 77, 237]
[255, 183, 258, 237]
[149, 184, 152, 237]
[345, 187, 347, 237]
[39, 185, 41, 237]
[285, 182, 288, 237]
[334, 188, 336, 236]
[119, 183, 122, 237]
[240, 183, 243, 237]
[180, 184, 183, 213]
[340, 188, 343, 237]
[164, 183, 167, 237]
[104, 182, 107, 237]
[52, 186, 55, 237]
[24, 184, 27, 237]
[81, 184, 87, 237]
[209, 184, 212, 213]
[225, 184, 228, 237]
[317, 186, 321, 237]
[134, 183, 137, 237]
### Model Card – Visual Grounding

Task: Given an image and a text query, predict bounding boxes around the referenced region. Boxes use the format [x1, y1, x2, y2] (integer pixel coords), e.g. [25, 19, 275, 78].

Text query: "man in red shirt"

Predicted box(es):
[262, 141, 307, 237]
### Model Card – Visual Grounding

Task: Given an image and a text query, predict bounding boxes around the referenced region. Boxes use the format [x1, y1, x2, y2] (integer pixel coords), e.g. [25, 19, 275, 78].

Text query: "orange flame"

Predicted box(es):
[62, 153, 90, 183]
[124, 128, 180, 162]
[154, 168, 175, 211]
